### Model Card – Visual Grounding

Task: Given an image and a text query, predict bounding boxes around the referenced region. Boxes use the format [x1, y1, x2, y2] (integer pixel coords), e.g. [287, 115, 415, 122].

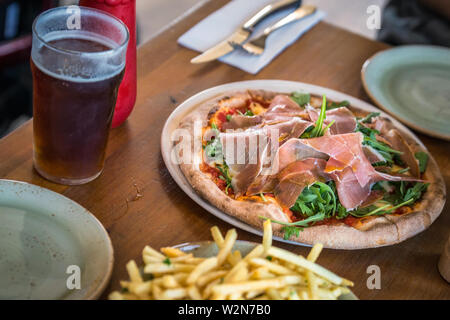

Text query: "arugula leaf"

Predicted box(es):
[300, 125, 314, 138]
[204, 137, 223, 159]
[355, 121, 402, 165]
[291, 92, 310, 106]
[348, 204, 390, 218]
[301, 96, 332, 138]
[260, 193, 267, 202]
[328, 100, 350, 109]
[204, 129, 234, 194]
[336, 203, 349, 219]
[270, 212, 325, 239]
[349, 182, 429, 218]
[290, 181, 336, 217]
[397, 167, 410, 174]
[415, 152, 429, 173]
[282, 226, 301, 240]
[217, 163, 233, 194]
[360, 112, 380, 123]
[403, 183, 428, 202]
[238, 109, 254, 116]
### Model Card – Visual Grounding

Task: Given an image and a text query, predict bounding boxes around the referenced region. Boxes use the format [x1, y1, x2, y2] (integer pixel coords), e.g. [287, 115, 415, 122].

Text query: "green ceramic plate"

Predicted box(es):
[176, 240, 358, 300]
[362, 45, 450, 140]
[0, 180, 113, 300]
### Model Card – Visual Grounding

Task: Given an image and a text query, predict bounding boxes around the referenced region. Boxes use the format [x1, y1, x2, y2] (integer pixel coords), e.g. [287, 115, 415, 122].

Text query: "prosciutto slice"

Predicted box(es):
[270, 133, 422, 209]
[263, 95, 308, 121]
[246, 138, 327, 197]
[222, 115, 262, 130]
[220, 129, 270, 195]
[274, 158, 328, 208]
[329, 167, 372, 209]
[220, 118, 312, 196]
[222, 95, 308, 130]
[363, 145, 386, 164]
[307, 106, 357, 134]
[275, 138, 328, 173]
[384, 129, 420, 178]
[301, 132, 375, 187]
[331, 165, 421, 209]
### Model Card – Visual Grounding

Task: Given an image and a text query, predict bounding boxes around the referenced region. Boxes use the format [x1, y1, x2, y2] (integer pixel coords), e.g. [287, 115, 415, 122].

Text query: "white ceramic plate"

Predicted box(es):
[175, 240, 358, 300]
[0, 179, 113, 300]
[160, 80, 429, 247]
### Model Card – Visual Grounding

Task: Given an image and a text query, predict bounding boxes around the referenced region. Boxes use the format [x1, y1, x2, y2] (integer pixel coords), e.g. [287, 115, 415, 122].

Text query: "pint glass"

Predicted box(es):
[31, 6, 129, 185]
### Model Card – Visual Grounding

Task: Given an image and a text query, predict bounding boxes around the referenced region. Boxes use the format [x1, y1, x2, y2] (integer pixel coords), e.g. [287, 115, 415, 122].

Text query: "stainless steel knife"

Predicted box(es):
[190, 0, 301, 64]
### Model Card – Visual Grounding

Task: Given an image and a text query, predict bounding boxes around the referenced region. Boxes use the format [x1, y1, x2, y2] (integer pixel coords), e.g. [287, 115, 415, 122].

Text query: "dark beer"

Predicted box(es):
[31, 37, 124, 184]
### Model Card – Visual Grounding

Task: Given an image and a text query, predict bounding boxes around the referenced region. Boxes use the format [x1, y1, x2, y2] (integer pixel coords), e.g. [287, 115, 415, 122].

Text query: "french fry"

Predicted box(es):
[224, 261, 248, 283]
[211, 226, 241, 266]
[210, 226, 224, 244]
[228, 292, 243, 300]
[267, 247, 345, 285]
[152, 282, 163, 300]
[229, 265, 249, 283]
[162, 288, 187, 300]
[144, 263, 195, 274]
[126, 260, 143, 283]
[187, 285, 203, 300]
[108, 291, 123, 300]
[197, 270, 228, 287]
[245, 290, 264, 299]
[306, 271, 318, 300]
[184, 257, 206, 264]
[128, 281, 152, 297]
[111, 222, 353, 300]
[143, 245, 166, 259]
[266, 288, 282, 300]
[168, 254, 194, 262]
[162, 275, 179, 289]
[216, 229, 237, 266]
[202, 278, 221, 299]
[212, 275, 303, 295]
[186, 257, 218, 285]
[307, 243, 323, 262]
[250, 267, 276, 280]
[143, 255, 164, 264]
[262, 219, 272, 254]
[249, 258, 294, 275]
[161, 247, 187, 258]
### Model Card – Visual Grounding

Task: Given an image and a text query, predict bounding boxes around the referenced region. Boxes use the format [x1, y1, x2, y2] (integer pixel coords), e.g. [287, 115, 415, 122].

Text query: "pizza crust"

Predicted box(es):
[176, 90, 446, 249]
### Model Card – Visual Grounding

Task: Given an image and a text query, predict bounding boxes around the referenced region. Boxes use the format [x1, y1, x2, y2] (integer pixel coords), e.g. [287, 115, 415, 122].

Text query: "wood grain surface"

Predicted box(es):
[0, 0, 448, 299]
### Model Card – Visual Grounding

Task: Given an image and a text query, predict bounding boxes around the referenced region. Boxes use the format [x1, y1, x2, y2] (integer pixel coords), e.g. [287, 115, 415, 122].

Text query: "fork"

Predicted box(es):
[239, 4, 316, 55]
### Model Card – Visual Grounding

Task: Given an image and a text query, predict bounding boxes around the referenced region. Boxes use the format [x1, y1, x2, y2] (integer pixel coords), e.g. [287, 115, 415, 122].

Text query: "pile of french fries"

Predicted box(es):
[109, 220, 353, 300]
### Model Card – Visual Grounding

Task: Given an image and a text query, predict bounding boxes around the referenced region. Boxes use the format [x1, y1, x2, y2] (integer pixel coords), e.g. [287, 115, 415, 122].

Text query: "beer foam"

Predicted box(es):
[32, 30, 125, 83]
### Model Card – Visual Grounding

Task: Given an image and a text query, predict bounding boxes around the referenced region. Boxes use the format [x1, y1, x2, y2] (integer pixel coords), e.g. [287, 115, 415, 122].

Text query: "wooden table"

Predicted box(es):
[1, 0, 449, 299]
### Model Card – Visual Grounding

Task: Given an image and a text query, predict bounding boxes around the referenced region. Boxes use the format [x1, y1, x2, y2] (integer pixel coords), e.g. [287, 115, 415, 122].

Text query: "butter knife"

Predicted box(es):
[190, 0, 301, 64]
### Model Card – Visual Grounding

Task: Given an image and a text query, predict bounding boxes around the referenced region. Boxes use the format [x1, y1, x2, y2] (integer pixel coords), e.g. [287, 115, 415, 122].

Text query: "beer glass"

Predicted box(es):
[31, 6, 129, 185]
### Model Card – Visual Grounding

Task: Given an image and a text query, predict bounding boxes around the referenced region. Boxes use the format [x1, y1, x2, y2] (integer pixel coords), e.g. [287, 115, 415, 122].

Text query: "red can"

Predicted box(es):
[79, 0, 137, 128]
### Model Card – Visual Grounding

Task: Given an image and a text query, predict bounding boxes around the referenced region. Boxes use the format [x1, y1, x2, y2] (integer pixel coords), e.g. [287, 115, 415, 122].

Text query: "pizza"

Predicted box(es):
[175, 89, 446, 249]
